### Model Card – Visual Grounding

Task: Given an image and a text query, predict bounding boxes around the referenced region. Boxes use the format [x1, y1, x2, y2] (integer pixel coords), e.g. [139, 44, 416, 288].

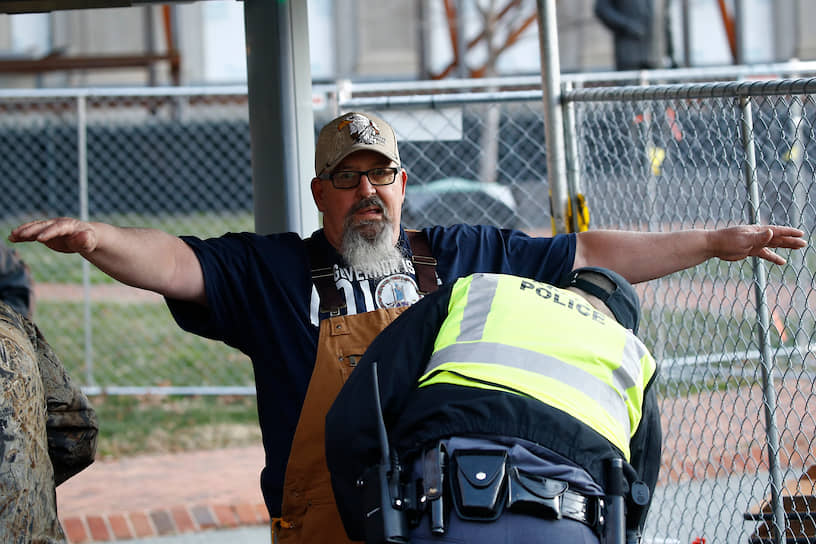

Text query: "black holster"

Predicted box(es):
[506, 466, 569, 519]
[421, 443, 447, 534]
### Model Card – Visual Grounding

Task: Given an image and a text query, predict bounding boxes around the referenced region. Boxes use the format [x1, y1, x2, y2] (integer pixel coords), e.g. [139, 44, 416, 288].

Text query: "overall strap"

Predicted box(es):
[406, 229, 439, 295]
[305, 236, 344, 315]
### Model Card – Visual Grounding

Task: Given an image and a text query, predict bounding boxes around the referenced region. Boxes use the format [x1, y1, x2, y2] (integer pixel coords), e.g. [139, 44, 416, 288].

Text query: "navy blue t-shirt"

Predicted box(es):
[166, 224, 576, 516]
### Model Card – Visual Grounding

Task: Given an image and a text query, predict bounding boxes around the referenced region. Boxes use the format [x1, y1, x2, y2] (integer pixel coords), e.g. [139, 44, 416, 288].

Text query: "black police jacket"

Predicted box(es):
[325, 282, 661, 540]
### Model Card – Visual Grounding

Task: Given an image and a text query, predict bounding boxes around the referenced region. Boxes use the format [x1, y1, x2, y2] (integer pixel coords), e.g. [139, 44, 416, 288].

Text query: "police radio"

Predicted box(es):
[358, 362, 410, 543]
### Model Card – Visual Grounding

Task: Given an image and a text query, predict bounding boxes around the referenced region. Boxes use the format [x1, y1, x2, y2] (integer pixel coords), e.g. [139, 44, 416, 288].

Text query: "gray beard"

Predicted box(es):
[340, 201, 403, 275]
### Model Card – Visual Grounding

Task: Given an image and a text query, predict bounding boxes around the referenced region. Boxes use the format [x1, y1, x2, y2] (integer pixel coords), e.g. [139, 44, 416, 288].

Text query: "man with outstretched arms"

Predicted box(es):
[10, 111, 806, 542]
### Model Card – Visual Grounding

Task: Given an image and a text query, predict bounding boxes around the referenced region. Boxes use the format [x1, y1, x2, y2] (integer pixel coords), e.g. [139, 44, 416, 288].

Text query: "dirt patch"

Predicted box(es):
[34, 283, 163, 303]
[637, 278, 816, 317]
[659, 376, 816, 484]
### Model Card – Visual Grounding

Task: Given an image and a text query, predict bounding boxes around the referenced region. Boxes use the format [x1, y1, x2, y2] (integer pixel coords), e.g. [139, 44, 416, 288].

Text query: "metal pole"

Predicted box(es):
[77, 94, 94, 387]
[243, 0, 318, 236]
[734, 0, 745, 65]
[741, 95, 787, 544]
[535, 0, 569, 234]
[638, 74, 668, 363]
[681, 0, 691, 67]
[416, 0, 429, 79]
[143, 5, 156, 86]
[650, 0, 666, 69]
[455, 0, 468, 78]
[786, 97, 810, 350]
[562, 80, 579, 233]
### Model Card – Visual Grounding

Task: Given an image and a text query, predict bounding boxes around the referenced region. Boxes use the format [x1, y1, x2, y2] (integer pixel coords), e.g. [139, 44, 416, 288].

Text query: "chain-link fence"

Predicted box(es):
[2, 70, 816, 542]
[564, 79, 816, 544]
[0, 87, 256, 393]
[344, 75, 816, 542]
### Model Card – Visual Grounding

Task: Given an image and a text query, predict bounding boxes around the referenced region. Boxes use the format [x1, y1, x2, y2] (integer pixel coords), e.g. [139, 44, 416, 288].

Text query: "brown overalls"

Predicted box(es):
[278, 308, 407, 543]
[275, 231, 437, 543]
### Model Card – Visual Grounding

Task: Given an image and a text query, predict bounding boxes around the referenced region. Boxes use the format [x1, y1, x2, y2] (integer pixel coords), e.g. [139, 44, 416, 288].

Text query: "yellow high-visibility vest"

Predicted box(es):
[418, 273, 656, 460]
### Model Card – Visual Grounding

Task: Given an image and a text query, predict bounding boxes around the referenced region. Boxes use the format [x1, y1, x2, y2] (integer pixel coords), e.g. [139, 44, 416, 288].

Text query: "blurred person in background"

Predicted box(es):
[595, 0, 668, 70]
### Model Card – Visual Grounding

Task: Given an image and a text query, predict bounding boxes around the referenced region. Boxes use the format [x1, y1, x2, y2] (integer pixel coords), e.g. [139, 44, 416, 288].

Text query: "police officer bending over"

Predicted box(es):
[326, 268, 660, 543]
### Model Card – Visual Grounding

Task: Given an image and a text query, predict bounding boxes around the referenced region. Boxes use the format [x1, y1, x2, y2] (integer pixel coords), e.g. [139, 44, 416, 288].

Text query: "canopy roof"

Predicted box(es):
[0, 1, 171, 13]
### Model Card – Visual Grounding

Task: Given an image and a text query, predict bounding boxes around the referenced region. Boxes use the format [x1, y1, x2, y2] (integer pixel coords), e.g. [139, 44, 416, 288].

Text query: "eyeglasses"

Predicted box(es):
[321, 167, 399, 189]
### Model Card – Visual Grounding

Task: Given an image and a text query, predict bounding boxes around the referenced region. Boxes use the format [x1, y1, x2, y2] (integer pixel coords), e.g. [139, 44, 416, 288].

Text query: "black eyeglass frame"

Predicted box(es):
[319, 167, 400, 189]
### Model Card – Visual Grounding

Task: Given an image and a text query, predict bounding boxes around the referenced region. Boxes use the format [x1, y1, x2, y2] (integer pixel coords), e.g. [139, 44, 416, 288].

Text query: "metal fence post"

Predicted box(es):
[535, 0, 569, 234]
[786, 97, 811, 351]
[76, 93, 94, 387]
[740, 94, 787, 544]
[562, 80, 580, 233]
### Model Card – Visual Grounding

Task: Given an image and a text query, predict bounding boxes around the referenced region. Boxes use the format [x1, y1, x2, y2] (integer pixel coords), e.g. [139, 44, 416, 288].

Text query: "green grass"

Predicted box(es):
[1, 211, 262, 458]
[1, 210, 255, 284]
[33, 300, 261, 460]
[90, 394, 261, 460]
[35, 301, 254, 387]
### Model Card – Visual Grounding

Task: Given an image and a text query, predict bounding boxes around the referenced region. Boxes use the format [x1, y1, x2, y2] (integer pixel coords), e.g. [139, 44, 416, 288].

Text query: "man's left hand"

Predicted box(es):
[709, 225, 807, 265]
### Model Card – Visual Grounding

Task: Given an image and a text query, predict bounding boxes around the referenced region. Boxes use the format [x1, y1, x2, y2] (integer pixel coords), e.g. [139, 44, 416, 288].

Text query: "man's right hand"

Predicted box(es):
[9, 218, 98, 255]
[9, 217, 206, 304]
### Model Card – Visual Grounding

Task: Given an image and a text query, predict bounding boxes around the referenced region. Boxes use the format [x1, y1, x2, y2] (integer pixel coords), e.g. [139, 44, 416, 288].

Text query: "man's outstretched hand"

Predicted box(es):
[708, 225, 807, 266]
[9, 218, 98, 255]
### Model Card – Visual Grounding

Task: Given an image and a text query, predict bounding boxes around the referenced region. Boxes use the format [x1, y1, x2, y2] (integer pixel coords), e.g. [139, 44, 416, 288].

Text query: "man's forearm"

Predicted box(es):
[574, 229, 713, 284]
[573, 225, 805, 284]
[10, 218, 206, 303]
[83, 223, 203, 301]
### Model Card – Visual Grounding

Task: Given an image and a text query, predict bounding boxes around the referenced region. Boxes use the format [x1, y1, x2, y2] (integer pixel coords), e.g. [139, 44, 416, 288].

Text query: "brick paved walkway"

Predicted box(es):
[56, 446, 268, 543]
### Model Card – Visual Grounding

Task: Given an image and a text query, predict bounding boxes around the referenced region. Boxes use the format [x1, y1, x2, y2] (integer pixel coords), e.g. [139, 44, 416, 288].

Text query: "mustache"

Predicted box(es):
[347, 196, 386, 218]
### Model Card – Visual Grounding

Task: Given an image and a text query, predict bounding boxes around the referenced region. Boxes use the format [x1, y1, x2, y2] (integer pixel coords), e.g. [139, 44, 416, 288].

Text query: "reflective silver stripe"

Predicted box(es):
[611, 334, 647, 392]
[424, 342, 631, 438]
[456, 274, 500, 342]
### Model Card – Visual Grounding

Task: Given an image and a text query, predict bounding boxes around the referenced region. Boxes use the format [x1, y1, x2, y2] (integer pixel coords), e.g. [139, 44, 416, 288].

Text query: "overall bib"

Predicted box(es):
[277, 307, 407, 543]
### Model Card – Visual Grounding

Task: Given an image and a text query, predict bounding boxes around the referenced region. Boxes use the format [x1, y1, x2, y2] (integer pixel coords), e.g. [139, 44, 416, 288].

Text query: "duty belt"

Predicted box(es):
[418, 447, 605, 532]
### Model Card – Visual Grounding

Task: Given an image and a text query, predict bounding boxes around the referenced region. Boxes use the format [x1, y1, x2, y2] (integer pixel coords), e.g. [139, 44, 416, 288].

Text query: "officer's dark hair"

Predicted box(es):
[561, 266, 640, 334]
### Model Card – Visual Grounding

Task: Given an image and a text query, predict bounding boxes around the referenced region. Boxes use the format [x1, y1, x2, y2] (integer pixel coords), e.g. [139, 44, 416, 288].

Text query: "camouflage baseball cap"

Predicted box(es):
[314, 112, 401, 177]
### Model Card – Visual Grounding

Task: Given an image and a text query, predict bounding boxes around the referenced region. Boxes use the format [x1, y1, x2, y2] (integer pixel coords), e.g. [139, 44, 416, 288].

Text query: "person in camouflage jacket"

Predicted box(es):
[0, 245, 98, 543]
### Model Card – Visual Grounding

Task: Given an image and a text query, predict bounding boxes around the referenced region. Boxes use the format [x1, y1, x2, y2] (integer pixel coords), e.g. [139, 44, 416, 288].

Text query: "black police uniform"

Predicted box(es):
[326, 273, 661, 543]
